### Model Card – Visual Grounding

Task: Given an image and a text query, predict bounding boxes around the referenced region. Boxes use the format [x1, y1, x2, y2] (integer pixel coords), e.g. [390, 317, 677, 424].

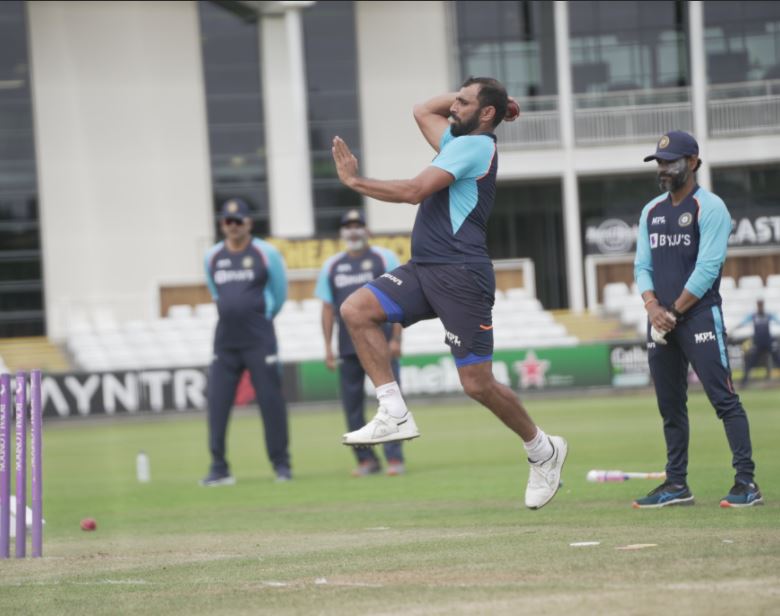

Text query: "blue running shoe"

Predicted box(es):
[633, 481, 694, 509]
[720, 480, 763, 508]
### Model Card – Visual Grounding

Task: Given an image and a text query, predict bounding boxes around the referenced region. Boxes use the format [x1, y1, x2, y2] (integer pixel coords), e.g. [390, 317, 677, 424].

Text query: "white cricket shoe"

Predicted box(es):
[343, 406, 420, 446]
[525, 435, 568, 510]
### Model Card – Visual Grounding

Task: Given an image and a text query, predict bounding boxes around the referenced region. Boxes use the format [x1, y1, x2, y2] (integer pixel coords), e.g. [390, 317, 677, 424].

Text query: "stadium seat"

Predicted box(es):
[738, 275, 764, 291]
[168, 304, 194, 319]
[766, 274, 780, 289]
[194, 303, 218, 321]
[602, 282, 630, 315]
[720, 276, 736, 292]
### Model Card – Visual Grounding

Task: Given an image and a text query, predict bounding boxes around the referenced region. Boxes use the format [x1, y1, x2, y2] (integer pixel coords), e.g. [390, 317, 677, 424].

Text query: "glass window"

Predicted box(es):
[456, 1, 558, 98]
[578, 172, 660, 225]
[488, 182, 567, 309]
[0, 1, 43, 337]
[568, 1, 688, 93]
[303, 1, 363, 233]
[704, 3, 780, 83]
[199, 1, 270, 234]
[712, 164, 780, 211]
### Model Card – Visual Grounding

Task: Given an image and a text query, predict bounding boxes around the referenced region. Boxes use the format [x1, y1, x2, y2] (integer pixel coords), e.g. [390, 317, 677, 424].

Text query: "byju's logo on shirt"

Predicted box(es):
[649, 233, 692, 248]
[334, 271, 374, 289]
[214, 269, 255, 285]
[694, 331, 716, 344]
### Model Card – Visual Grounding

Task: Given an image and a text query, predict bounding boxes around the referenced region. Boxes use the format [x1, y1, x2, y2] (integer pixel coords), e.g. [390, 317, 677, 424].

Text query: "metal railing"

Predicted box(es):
[496, 94, 560, 148]
[708, 79, 780, 137]
[495, 81, 780, 148]
[575, 102, 694, 145]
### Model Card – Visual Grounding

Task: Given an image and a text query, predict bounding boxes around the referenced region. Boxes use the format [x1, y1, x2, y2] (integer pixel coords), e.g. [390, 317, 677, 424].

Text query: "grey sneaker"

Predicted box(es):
[199, 471, 236, 487]
[351, 459, 382, 477]
[274, 465, 292, 482]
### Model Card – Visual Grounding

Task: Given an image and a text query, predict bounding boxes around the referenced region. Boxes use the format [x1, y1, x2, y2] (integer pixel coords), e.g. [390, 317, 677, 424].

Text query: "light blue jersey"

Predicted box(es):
[634, 185, 731, 316]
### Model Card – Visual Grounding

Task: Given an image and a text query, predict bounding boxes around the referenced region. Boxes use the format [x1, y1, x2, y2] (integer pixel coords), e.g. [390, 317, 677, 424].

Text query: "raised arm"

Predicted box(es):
[412, 92, 456, 152]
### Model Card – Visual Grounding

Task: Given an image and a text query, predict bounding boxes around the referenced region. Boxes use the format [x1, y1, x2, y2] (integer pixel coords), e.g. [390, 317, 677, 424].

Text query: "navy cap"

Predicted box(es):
[644, 130, 699, 162]
[220, 198, 251, 220]
[340, 209, 366, 227]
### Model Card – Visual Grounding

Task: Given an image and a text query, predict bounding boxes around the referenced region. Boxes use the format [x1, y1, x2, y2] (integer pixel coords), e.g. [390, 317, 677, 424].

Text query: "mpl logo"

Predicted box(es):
[444, 329, 462, 347]
[651, 216, 666, 225]
[336, 263, 351, 273]
[694, 331, 716, 344]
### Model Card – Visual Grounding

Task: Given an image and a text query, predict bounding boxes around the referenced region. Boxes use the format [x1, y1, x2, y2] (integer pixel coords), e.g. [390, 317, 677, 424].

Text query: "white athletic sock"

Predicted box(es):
[375, 381, 409, 419]
[523, 427, 553, 464]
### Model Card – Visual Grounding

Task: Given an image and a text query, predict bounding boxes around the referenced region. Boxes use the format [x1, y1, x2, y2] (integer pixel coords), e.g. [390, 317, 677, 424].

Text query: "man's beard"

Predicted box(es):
[657, 158, 690, 192]
[341, 229, 368, 252]
[450, 110, 481, 137]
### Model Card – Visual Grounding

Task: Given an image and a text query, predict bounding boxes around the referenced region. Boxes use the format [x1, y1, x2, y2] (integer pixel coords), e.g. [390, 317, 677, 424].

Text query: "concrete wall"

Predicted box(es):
[27, 1, 213, 339]
[355, 1, 453, 233]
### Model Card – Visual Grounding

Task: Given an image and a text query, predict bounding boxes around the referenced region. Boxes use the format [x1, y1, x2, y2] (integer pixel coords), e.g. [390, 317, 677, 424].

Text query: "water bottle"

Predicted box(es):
[136, 451, 150, 483]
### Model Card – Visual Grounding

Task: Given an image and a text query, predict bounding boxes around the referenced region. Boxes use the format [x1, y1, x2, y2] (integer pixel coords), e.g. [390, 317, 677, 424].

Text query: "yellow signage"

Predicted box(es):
[265, 235, 411, 270]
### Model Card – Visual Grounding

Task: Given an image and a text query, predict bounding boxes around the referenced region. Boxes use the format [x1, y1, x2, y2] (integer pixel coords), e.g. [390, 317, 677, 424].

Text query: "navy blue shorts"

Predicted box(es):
[366, 262, 495, 366]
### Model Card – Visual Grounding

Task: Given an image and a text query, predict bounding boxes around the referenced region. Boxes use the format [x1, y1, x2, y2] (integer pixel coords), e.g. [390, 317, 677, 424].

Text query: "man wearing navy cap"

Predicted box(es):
[201, 198, 292, 485]
[315, 209, 406, 476]
[633, 131, 762, 508]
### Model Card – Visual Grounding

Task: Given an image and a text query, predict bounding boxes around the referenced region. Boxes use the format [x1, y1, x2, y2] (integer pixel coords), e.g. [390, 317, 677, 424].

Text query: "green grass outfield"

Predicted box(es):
[1, 388, 778, 615]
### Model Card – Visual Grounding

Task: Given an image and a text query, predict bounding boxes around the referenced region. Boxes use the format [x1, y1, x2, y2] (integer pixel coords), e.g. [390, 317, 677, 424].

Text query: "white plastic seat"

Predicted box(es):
[738, 275, 764, 291]
[720, 276, 736, 292]
[194, 303, 218, 320]
[766, 274, 780, 289]
[168, 304, 194, 319]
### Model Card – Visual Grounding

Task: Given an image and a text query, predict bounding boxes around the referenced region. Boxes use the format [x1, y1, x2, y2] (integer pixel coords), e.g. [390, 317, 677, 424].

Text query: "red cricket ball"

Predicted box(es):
[80, 518, 97, 531]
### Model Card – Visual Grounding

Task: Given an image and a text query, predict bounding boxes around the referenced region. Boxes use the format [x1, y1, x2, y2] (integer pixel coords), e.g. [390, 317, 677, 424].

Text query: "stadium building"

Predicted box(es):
[1, 0, 779, 348]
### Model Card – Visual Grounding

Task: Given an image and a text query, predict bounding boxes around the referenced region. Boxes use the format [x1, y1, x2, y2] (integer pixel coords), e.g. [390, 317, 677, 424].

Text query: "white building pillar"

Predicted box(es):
[554, 1, 585, 312]
[688, 1, 712, 190]
[260, 6, 315, 237]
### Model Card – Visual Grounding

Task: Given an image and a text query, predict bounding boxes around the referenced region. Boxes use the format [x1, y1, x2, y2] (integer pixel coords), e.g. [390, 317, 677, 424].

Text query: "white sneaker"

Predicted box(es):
[342, 406, 420, 446]
[525, 435, 568, 510]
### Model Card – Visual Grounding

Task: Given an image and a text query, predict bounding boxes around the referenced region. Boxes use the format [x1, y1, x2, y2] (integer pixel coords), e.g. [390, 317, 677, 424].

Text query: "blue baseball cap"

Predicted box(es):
[644, 130, 700, 162]
[340, 209, 366, 227]
[220, 198, 251, 220]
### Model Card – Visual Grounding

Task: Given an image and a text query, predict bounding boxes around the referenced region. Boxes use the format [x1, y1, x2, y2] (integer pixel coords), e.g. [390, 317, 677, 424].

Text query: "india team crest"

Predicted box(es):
[678, 212, 693, 227]
[242, 256, 253, 268]
[658, 135, 670, 149]
[361, 259, 372, 271]
[227, 200, 239, 214]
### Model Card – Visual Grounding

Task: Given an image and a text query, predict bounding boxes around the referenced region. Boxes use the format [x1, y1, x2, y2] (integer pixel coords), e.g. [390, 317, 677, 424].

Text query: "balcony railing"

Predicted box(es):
[573, 86, 693, 145]
[496, 95, 560, 148]
[708, 79, 780, 137]
[496, 81, 780, 149]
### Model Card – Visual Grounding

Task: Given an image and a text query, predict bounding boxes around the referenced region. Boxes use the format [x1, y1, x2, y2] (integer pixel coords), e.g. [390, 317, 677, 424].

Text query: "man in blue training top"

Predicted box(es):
[201, 198, 292, 485]
[634, 131, 762, 508]
[331, 77, 567, 510]
[738, 299, 780, 387]
[316, 209, 406, 477]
